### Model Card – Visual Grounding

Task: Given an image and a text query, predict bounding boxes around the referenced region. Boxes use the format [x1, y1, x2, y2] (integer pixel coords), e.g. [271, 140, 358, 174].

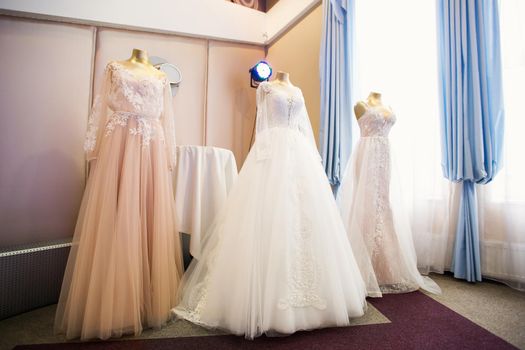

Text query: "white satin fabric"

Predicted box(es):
[174, 145, 238, 259]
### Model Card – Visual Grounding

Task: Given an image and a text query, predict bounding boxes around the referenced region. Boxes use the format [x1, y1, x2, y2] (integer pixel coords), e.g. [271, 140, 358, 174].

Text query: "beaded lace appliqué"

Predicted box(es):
[358, 108, 419, 293]
[286, 96, 295, 123]
[111, 64, 164, 113]
[372, 137, 388, 259]
[84, 61, 167, 151]
[104, 112, 156, 147]
[185, 279, 209, 323]
[177, 246, 220, 324]
[83, 96, 102, 152]
[278, 176, 326, 310]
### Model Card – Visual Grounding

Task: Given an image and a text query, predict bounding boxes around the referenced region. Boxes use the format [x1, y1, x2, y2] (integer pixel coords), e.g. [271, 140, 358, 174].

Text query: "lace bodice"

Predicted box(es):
[107, 61, 167, 119]
[83, 61, 177, 169]
[358, 107, 397, 138]
[255, 82, 318, 160]
[258, 82, 306, 128]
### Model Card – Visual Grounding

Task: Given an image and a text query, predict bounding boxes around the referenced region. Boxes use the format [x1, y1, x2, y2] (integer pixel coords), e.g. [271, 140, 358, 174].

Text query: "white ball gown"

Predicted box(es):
[337, 104, 441, 295]
[55, 61, 184, 340]
[173, 81, 368, 339]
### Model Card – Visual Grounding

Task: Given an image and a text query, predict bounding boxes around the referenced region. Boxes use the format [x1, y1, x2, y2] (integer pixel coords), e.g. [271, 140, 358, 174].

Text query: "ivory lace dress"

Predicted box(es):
[55, 61, 184, 340]
[337, 105, 441, 295]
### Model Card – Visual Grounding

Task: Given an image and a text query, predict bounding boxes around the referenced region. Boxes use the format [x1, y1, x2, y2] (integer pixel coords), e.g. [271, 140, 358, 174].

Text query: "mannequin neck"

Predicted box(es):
[367, 91, 382, 106]
[274, 71, 292, 85]
[128, 48, 150, 65]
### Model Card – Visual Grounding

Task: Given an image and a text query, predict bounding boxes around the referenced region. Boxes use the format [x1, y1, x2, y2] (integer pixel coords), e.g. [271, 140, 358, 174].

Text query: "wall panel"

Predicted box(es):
[206, 41, 265, 166]
[0, 16, 94, 246]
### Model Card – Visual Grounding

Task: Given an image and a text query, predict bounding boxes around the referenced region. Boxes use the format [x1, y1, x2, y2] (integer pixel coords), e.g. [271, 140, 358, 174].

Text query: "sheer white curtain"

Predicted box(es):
[477, 0, 525, 290]
[354, 0, 454, 277]
[354, 0, 525, 290]
[353, 0, 525, 290]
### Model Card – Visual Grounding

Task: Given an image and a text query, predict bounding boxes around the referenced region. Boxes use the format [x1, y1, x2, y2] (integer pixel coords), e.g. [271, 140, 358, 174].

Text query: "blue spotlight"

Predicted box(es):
[249, 60, 272, 88]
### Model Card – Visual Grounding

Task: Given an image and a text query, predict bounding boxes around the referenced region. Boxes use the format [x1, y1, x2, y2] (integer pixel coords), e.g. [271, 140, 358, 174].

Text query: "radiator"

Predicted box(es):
[0, 234, 192, 320]
[0, 239, 71, 320]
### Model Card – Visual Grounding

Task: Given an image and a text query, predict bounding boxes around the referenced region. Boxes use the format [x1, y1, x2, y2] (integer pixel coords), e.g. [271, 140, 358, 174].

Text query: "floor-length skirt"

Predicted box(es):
[338, 136, 440, 294]
[55, 118, 184, 340]
[173, 127, 368, 339]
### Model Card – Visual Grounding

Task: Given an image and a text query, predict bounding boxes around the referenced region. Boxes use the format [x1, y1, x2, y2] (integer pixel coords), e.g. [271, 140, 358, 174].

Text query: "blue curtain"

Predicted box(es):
[437, 0, 504, 282]
[319, 0, 354, 188]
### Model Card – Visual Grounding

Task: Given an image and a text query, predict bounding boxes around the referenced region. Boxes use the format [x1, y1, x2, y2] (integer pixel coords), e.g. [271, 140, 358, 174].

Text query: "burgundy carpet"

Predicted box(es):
[14, 291, 517, 350]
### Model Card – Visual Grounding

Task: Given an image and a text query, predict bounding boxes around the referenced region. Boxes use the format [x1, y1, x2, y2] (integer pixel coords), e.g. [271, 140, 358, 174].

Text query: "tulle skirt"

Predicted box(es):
[55, 117, 184, 340]
[173, 127, 368, 339]
[337, 136, 440, 295]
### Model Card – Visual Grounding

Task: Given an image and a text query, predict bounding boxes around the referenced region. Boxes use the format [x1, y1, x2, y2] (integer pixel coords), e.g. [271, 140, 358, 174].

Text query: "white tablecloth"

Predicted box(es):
[174, 145, 238, 259]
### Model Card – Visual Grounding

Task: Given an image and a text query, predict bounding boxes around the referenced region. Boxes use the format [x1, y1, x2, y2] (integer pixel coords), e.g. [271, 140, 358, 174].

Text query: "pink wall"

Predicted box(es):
[0, 15, 264, 247]
[0, 17, 93, 247]
[206, 41, 264, 165]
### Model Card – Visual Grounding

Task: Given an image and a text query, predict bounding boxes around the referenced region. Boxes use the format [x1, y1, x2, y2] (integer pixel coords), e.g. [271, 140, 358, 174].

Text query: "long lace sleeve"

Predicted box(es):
[84, 65, 112, 162]
[255, 82, 271, 161]
[298, 101, 322, 162]
[161, 80, 177, 171]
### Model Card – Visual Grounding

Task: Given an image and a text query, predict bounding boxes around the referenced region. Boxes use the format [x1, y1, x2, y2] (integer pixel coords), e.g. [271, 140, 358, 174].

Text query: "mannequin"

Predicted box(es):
[354, 91, 392, 120]
[118, 48, 164, 79]
[272, 71, 293, 86]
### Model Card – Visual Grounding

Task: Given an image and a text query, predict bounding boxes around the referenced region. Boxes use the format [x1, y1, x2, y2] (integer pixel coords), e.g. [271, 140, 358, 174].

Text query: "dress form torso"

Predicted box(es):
[117, 48, 165, 80]
[271, 71, 293, 87]
[354, 92, 392, 120]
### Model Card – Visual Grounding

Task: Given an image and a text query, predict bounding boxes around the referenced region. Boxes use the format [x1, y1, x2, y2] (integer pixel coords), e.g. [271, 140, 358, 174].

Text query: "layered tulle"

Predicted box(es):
[173, 127, 368, 339]
[55, 117, 184, 340]
[338, 135, 440, 295]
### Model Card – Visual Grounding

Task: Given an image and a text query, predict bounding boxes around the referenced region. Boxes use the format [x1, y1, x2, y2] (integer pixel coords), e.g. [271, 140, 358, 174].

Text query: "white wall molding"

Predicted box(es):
[0, 0, 321, 45]
[265, 0, 320, 45]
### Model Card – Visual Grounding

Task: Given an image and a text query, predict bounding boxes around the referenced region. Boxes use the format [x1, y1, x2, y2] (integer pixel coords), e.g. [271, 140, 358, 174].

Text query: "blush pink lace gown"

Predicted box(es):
[337, 105, 440, 295]
[55, 61, 183, 340]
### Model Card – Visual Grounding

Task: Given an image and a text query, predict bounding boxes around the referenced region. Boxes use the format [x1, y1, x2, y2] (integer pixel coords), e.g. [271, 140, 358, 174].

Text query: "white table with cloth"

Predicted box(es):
[174, 145, 238, 261]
